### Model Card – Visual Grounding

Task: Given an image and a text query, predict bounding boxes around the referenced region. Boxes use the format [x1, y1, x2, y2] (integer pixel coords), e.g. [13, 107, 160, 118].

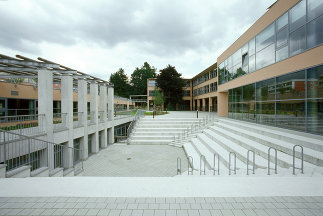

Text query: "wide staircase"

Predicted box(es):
[182, 118, 323, 176]
[128, 117, 202, 145]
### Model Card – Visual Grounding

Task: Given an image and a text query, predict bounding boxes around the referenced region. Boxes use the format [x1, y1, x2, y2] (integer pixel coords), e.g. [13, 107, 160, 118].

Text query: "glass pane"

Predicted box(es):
[256, 101, 275, 125]
[276, 100, 305, 131]
[233, 87, 243, 103]
[276, 70, 305, 100]
[276, 45, 289, 62]
[232, 49, 242, 67]
[256, 43, 275, 70]
[290, 25, 306, 56]
[276, 27, 289, 48]
[218, 62, 225, 84]
[256, 78, 275, 101]
[242, 43, 248, 54]
[0, 99, 5, 109]
[249, 54, 255, 73]
[276, 12, 288, 31]
[307, 99, 323, 135]
[256, 23, 275, 52]
[243, 84, 255, 101]
[289, 0, 306, 32]
[249, 38, 256, 56]
[307, 65, 323, 98]
[307, 15, 323, 49]
[307, 0, 323, 21]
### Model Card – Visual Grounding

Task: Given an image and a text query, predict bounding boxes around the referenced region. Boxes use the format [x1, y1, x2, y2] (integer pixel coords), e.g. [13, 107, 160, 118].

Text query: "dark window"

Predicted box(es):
[307, 0, 323, 21]
[290, 25, 306, 56]
[289, 0, 306, 32]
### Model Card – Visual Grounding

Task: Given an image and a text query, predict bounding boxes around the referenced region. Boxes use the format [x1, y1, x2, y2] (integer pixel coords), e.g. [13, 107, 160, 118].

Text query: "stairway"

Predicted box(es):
[182, 118, 323, 176]
[127, 117, 200, 145]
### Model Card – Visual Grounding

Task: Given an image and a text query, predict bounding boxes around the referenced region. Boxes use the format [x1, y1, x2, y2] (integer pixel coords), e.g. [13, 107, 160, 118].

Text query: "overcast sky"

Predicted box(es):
[0, 0, 276, 80]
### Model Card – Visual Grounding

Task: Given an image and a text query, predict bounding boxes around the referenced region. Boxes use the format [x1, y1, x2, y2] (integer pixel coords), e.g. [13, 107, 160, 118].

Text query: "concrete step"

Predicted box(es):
[196, 133, 245, 169]
[136, 124, 196, 128]
[30, 167, 49, 177]
[209, 124, 292, 169]
[0, 164, 6, 178]
[139, 121, 200, 124]
[135, 128, 186, 133]
[204, 127, 279, 170]
[133, 132, 181, 137]
[130, 136, 174, 141]
[141, 118, 200, 121]
[219, 118, 323, 152]
[128, 140, 172, 145]
[6, 166, 31, 178]
[215, 121, 323, 167]
[183, 142, 202, 171]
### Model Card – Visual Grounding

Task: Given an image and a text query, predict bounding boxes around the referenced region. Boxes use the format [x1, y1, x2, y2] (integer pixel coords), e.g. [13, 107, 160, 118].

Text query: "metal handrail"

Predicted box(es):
[177, 157, 181, 175]
[293, 145, 304, 175]
[0, 129, 83, 173]
[247, 150, 255, 175]
[229, 152, 236, 175]
[213, 153, 220, 175]
[126, 109, 144, 144]
[200, 155, 206, 175]
[268, 147, 278, 175]
[188, 156, 193, 175]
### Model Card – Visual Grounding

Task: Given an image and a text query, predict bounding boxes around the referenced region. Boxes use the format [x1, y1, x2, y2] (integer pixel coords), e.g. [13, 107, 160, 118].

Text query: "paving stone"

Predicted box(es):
[253, 209, 269, 216]
[242, 209, 256, 216]
[52, 208, 67, 215]
[209, 210, 223, 216]
[177, 210, 188, 216]
[108, 210, 121, 216]
[63, 209, 78, 216]
[231, 209, 246, 216]
[97, 209, 110, 216]
[165, 198, 175, 204]
[120, 210, 132, 216]
[86, 209, 100, 216]
[148, 204, 159, 209]
[180, 204, 191, 209]
[199, 209, 212, 216]
[143, 210, 154, 216]
[74, 209, 89, 216]
[221, 210, 234, 216]
[155, 210, 166, 216]
[165, 210, 176, 216]
[131, 210, 143, 216]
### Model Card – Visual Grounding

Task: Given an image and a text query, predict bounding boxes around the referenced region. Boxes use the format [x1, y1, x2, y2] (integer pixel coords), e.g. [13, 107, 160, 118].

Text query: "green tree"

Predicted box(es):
[153, 88, 164, 112]
[130, 62, 156, 95]
[156, 65, 185, 110]
[109, 68, 131, 97]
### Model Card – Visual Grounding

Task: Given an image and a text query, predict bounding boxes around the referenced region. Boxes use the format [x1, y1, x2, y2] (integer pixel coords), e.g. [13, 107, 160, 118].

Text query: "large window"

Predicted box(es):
[228, 65, 323, 135]
[148, 80, 156, 87]
[219, 0, 323, 85]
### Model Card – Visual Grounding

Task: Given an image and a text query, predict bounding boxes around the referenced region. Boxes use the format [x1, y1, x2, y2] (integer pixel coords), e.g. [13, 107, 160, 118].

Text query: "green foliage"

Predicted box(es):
[109, 68, 131, 97]
[156, 65, 185, 108]
[153, 88, 164, 107]
[130, 62, 156, 95]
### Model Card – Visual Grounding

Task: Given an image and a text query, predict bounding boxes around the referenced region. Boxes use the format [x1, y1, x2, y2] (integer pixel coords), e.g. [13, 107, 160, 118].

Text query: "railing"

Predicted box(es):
[171, 113, 217, 146]
[177, 157, 182, 175]
[0, 129, 83, 174]
[200, 155, 206, 175]
[293, 145, 304, 175]
[99, 111, 105, 123]
[213, 153, 220, 175]
[53, 113, 68, 131]
[73, 112, 83, 128]
[247, 150, 255, 175]
[115, 109, 138, 120]
[229, 152, 236, 175]
[188, 156, 193, 175]
[0, 114, 46, 135]
[108, 110, 113, 121]
[88, 111, 96, 125]
[126, 109, 145, 144]
[268, 147, 278, 175]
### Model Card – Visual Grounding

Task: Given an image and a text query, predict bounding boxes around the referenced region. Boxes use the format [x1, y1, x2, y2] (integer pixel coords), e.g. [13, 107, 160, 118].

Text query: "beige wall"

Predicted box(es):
[218, 0, 299, 64]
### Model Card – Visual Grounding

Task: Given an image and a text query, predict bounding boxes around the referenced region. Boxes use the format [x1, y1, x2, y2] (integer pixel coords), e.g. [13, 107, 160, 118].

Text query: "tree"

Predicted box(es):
[153, 88, 164, 112]
[109, 68, 131, 97]
[156, 65, 185, 110]
[130, 62, 156, 95]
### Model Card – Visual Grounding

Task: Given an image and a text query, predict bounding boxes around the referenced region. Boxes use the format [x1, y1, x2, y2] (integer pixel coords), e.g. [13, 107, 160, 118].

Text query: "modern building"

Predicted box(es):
[216, 0, 323, 135]
[0, 54, 139, 177]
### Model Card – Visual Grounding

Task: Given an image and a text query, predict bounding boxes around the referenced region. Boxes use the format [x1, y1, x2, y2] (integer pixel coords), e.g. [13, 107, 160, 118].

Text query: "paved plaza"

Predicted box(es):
[0, 196, 323, 216]
[80, 144, 188, 177]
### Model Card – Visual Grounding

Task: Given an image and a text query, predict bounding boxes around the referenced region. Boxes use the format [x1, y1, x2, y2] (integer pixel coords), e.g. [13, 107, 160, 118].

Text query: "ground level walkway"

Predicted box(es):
[80, 144, 188, 177]
[0, 177, 323, 215]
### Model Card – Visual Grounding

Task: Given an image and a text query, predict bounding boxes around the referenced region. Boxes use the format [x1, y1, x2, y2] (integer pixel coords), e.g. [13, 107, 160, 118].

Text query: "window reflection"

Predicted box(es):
[307, 15, 323, 49]
[290, 26, 306, 56]
[289, 0, 306, 32]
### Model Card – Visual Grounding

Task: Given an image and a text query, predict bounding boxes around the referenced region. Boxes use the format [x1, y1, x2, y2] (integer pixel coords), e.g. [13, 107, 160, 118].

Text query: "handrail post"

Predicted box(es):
[28, 138, 31, 166]
[247, 150, 255, 175]
[3, 131, 6, 167]
[268, 147, 278, 175]
[188, 156, 193, 175]
[213, 153, 220, 175]
[293, 145, 304, 175]
[229, 152, 236, 175]
[197, 110, 199, 119]
[200, 155, 206, 175]
[177, 157, 181, 175]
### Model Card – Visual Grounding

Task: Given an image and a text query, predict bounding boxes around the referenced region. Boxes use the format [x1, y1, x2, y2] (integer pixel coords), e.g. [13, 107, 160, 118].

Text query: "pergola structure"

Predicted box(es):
[0, 54, 112, 86]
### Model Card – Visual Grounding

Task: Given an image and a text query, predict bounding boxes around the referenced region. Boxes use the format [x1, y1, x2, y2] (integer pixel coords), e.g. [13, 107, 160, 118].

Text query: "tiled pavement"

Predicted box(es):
[0, 196, 323, 216]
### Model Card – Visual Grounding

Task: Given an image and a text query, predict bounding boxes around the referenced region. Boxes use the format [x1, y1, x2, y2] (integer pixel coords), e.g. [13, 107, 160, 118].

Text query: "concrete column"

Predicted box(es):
[190, 100, 193, 111]
[107, 86, 114, 144]
[209, 97, 212, 112]
[202, 98, 206, 111]
[218, 92, 228, 117]
[90, 82, 99, 153]
[61, 75, 73, 168]
[193, 100, 195, 111]
[99, 84, 108, 148]
[78, 79, 88, 159]
[38, 69, 53, 170]
[127, 101, 130, 110]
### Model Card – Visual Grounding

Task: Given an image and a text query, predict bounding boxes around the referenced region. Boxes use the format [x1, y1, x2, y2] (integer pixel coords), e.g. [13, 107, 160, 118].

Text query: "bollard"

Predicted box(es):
[197, 110, 199, 118]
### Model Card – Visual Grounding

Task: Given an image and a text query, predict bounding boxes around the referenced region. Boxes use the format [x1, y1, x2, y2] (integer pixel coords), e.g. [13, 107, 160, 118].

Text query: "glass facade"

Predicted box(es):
[219, 0, 323, 85]
[228, 64, 323, 135]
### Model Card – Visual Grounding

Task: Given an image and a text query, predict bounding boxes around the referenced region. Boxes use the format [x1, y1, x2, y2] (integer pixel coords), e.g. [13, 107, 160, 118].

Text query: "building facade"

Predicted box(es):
[216, 0, 323, 135]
